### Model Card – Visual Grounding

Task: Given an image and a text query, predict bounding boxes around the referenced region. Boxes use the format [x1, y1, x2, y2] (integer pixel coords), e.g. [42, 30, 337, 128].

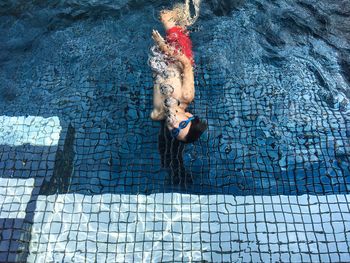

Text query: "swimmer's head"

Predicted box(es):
[169, 112, 207, 143]
[183, 116, 207, 143]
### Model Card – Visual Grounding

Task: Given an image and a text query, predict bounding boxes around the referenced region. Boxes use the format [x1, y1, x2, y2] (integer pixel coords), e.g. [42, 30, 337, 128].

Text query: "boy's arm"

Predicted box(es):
[180, 62, 195, 103]
[152, 30, 174, 56]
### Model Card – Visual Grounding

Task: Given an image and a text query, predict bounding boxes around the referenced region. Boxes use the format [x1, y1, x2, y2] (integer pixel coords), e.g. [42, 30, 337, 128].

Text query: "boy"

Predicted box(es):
[149, 3, 207, 143]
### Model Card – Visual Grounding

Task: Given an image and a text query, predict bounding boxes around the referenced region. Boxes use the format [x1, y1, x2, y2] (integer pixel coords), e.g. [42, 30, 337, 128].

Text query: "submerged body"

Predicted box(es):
[149, 11, 195, 140]
[149, 4, 206, 143]
[149, 44, 194, 140]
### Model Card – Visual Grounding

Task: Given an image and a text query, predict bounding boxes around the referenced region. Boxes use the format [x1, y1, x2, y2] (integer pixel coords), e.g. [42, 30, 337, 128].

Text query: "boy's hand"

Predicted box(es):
[152, 30, 165, 45]
[152, 29, 173, 56]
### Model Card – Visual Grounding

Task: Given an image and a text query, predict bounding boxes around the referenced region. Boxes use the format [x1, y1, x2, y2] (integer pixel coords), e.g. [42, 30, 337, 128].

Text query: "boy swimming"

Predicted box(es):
[149, 1, 207, 143]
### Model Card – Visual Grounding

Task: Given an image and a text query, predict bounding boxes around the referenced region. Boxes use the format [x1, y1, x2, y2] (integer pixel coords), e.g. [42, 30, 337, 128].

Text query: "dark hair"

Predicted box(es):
[184, 117, 207, 143]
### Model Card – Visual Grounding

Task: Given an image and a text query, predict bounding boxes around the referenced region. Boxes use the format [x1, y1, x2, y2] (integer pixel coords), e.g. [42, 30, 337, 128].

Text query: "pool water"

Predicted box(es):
[0, 0, 349, 262]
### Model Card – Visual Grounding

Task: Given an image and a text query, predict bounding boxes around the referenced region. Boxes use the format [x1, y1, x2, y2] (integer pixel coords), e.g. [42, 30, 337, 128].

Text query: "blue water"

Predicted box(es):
[0, 0, 349, 196]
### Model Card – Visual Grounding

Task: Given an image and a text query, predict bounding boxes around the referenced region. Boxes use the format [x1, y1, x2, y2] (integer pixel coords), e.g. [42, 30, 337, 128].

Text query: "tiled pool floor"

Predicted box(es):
[27, 193, 350, 262]
[1, 0, 350, 262]
[0, 115, 349, 262]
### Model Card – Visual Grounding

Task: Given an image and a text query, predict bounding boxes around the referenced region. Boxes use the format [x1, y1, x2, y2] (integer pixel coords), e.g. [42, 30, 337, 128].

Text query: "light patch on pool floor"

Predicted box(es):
[28, 193, 350, 262]
[0, 116, 61, 146]
[0, 178, 35, 218]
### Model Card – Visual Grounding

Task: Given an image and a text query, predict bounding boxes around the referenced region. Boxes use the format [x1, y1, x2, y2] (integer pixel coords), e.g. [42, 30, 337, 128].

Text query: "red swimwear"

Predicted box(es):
[166, 26, 194, 65]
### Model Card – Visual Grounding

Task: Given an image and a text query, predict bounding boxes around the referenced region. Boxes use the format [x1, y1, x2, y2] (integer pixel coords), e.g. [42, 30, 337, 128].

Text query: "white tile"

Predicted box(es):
[0, 178, 34, 218]
[0, 116, 61, 146]
[27, 193, 350, 263]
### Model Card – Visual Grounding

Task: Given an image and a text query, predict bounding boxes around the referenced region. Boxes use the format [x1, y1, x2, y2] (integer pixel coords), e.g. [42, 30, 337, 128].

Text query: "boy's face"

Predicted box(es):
[169, 111, 193, 142]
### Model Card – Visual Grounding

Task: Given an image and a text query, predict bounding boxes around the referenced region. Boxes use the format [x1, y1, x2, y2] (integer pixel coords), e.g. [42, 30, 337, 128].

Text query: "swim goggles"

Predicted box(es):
[171, 116, 195, 138]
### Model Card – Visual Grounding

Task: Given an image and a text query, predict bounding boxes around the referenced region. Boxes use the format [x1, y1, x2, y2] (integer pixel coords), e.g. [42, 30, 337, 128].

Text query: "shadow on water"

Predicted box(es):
[40, 124, 76, 195]
[158, 121, 193, 188]
[38, 120, 197, 196]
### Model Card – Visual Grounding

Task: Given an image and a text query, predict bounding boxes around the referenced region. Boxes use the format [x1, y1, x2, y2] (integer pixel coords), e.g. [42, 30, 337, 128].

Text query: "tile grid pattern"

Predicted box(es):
[0, 116, 62, 262]
[0, 116, 61, 146]
[0, 7, 349, 196]
[0, 6, 349, 262]
[27, 193, 350, 262]
[0, 178, 34, 219]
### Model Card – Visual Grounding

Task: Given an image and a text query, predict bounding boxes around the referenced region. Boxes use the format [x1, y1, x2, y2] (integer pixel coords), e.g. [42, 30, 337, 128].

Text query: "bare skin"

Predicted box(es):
[150, 10, 195, 141]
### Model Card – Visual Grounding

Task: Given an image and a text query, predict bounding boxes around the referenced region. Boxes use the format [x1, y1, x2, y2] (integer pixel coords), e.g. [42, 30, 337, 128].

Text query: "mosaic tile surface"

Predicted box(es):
[0, 116, 61, 146]
[0, 2, 349, 196]
[0, 178, 34, 219]
[0, 0, 350, 262]
[0, 115, 63, 262]
[27, 193, 350, 262]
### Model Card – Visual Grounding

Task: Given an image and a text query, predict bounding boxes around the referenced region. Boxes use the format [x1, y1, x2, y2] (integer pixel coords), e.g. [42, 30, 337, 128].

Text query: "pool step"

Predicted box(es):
[0, 116, 66, 262]
[27, 193, 350, 262]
